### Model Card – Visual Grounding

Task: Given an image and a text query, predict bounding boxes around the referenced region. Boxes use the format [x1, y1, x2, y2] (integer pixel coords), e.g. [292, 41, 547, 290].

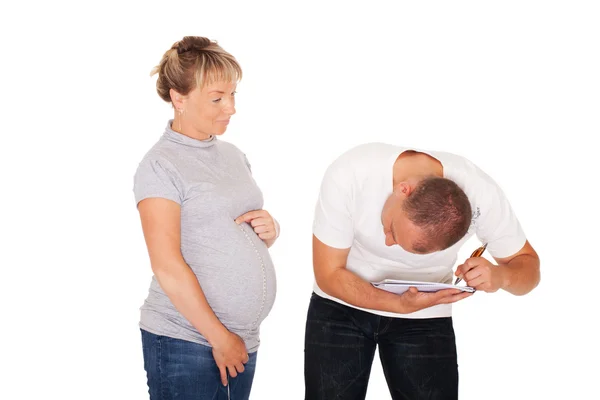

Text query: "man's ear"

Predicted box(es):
[170, 88, 185, 110]
[393, 181, 413, 198]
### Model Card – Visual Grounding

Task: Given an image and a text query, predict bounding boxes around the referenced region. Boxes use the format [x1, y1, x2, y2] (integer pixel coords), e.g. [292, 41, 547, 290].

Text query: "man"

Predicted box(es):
[304, 143, 540, 400]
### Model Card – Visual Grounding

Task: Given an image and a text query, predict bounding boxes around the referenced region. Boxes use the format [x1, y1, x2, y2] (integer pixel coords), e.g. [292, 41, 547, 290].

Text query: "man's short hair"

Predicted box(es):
[402, 177, 472, 252]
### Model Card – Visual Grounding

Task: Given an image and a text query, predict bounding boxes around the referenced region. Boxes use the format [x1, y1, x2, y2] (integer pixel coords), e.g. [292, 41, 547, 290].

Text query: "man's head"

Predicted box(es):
[381, 176, 472, 254]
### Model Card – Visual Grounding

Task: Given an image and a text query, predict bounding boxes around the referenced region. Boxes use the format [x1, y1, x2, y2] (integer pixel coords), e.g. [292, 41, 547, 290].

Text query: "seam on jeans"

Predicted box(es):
[158, 335, 166, 400]
[378, 317, 392, 337]
[373, 316, 381, 343]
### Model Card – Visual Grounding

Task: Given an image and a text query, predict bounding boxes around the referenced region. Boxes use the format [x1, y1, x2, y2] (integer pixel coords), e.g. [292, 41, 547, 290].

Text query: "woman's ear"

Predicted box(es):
[170, 88, 185, 111]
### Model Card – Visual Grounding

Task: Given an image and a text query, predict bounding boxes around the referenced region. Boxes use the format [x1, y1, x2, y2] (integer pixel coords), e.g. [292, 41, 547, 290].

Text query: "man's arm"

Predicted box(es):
[457, 240, 540, 295]
[494, 240, 540, 295]
[313, 235, 472, 314]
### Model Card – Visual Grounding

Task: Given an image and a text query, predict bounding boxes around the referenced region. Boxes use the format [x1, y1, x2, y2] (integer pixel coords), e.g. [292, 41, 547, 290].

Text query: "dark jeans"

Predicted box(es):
[141, 329, 257, 400]
[304, 293, 458, 400]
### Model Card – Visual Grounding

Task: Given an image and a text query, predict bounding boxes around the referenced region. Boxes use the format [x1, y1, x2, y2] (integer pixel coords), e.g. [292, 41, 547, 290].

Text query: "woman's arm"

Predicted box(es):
[138, 197, 248, 385]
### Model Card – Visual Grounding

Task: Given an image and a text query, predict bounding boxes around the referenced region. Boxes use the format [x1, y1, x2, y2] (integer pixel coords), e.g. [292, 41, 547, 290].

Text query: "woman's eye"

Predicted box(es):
[212, 98, 222, 103]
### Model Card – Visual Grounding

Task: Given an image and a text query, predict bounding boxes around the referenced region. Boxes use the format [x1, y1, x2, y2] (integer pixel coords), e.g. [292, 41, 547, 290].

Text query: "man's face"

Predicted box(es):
[380, 193, 434, 254]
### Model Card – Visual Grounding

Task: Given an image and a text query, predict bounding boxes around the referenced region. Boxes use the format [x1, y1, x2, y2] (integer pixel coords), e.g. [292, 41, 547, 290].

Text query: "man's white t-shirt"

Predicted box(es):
[312, 143, 527, 319]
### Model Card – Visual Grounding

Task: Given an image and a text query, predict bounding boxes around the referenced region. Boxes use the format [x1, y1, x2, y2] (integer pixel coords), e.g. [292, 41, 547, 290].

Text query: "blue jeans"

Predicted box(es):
[141, 329, 257, 400]
[304, 293, 458, 400]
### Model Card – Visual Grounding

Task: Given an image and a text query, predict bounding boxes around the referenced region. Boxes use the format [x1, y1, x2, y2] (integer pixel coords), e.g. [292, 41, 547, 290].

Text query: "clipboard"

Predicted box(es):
[372, 279, 475, 294]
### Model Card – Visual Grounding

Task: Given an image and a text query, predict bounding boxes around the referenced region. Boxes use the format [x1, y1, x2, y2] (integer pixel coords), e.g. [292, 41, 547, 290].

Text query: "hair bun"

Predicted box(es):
[174, 36, 212, 54]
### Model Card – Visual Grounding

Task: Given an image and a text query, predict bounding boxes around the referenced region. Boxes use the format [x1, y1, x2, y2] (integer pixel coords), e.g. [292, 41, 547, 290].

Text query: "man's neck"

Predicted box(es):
[393, 150, 443, 185]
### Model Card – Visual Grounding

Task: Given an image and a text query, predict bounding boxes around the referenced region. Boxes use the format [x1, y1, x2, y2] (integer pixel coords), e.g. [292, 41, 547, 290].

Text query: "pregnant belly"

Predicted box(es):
[184, 222, 277, 329]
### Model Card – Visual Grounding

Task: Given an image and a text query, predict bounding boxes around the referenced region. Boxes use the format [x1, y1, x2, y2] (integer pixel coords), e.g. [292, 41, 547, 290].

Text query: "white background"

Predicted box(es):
[1, 1, 598, 399]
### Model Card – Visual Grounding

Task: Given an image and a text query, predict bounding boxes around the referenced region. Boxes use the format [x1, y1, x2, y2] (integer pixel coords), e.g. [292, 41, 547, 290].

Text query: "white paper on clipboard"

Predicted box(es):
[372, 279, 475, 294]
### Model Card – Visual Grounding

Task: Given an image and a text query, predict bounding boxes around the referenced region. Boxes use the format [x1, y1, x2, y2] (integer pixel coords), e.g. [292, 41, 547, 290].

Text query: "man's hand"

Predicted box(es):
[455, 257, 506, 293]
[236, 210, 279, 245]
[399, 287, 473, 314]
[211, 332, 249, 386]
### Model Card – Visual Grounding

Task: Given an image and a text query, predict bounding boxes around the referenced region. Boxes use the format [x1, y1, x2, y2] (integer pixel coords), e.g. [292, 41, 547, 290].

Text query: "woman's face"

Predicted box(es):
[179, 81, 237, 139]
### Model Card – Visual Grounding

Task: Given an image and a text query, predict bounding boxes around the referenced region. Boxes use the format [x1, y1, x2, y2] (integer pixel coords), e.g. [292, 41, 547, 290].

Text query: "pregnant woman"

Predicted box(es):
[133, 36, 278, 400]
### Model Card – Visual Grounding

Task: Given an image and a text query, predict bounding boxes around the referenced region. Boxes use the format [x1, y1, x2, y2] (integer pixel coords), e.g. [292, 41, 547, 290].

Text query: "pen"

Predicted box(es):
[454, 243, 488, 285]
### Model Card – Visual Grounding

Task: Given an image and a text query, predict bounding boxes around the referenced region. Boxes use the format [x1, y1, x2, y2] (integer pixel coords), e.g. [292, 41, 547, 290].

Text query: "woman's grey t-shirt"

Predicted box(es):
[133, 121, 276, 352]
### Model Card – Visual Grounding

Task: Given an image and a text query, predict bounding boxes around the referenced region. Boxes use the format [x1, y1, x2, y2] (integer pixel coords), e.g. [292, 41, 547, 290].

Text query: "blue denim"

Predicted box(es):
[304, 293, 458, 400]
[141, 329, 257, 400]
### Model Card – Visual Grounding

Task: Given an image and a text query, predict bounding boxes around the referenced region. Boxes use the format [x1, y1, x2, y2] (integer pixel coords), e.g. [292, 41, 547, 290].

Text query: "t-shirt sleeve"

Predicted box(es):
[133, 158, 183, 206]
[312, 159, 354, 249]
[473, 169, 527, 258]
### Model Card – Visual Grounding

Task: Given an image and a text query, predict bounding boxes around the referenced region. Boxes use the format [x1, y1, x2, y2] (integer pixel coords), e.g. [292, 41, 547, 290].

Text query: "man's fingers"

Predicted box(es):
[455, 264, 464, 277]
[438, 291, 473, 304]
[462, 258, 482, 273]
[468, 276, 485, 288]
[464, 268, 483, 282]
[430, 289, 463, 304]
[433, 288, 462, 299]
[218, 366, 228, 386]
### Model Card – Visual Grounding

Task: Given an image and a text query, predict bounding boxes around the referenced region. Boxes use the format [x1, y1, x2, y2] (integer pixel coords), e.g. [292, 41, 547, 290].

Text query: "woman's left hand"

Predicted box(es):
[235, 210, 279, 247]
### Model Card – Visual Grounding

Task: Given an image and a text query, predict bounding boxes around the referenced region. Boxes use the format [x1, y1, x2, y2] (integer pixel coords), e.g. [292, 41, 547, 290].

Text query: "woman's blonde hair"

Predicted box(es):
[151, 36, 242, 103]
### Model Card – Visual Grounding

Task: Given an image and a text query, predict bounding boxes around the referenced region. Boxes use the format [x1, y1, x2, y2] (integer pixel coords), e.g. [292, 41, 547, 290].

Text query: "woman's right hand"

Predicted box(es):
[211, 332, 249, 386]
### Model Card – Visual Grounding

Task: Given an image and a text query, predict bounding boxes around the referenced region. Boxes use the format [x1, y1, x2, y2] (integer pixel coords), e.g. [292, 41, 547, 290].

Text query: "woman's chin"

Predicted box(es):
[212, 128, 228, 136]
